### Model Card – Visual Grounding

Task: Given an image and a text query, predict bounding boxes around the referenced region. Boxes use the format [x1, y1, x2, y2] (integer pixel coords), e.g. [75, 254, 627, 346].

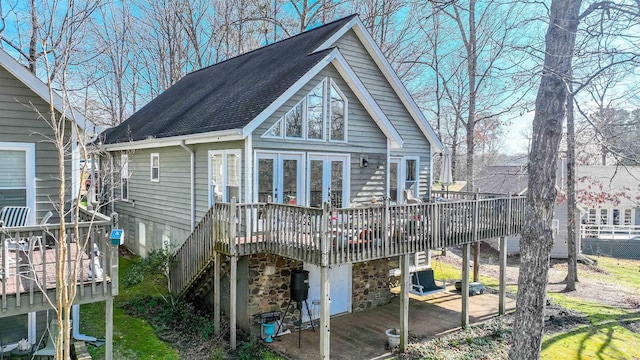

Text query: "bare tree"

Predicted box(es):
[510, 1, 582, 358]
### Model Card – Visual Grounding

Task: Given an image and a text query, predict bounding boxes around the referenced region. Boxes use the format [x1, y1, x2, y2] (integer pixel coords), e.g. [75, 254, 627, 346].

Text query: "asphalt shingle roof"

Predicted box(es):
[99, 15, 357, 144]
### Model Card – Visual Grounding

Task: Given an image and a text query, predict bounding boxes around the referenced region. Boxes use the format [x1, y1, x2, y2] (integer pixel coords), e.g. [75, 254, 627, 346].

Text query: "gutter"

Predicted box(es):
[180, 141, 195, 230]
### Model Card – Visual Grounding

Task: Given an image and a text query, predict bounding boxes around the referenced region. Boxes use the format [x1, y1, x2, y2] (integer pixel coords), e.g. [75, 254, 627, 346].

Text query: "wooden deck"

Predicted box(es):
[0, 208, 116, 317]
[170, 193, 526, 298]
[267, 286, 516, 359]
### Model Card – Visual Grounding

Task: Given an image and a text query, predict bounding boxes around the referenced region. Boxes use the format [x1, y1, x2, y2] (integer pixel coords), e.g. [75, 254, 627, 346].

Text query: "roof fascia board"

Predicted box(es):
[331, 52, 402, 148]
[315, 18, 443, 153]
[0, 48, 88, 131]
[100, 129, 243, 151]
[242, 53, 335, 137]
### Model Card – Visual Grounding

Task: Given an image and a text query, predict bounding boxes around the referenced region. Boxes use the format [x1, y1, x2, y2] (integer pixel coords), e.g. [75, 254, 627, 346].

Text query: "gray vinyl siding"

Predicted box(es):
[113, 146, 192, 255]
[0, 65, 72, 223]
[350, 153, 387, 204]
[333, 30, 433, 197]
[110, 141, 245, 255]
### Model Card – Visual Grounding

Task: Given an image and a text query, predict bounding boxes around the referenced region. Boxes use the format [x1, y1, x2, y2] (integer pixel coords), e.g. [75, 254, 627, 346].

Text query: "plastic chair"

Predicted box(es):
[0, 206, 30, 227]
[404, 190, 423, 204]
[33, 319, 58, 358]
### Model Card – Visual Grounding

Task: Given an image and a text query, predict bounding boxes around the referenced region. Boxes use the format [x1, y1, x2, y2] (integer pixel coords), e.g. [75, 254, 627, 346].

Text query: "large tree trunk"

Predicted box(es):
[566, 88, 578, 291]
[509, 0, 582, 359]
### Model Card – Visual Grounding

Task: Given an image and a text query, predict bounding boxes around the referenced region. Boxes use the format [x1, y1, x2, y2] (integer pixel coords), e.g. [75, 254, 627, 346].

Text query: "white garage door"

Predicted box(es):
[302, 263, 352, 323]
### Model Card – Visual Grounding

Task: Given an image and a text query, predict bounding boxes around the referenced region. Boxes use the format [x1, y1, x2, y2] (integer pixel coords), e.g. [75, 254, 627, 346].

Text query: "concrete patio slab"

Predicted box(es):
[266, 286, 516, 359]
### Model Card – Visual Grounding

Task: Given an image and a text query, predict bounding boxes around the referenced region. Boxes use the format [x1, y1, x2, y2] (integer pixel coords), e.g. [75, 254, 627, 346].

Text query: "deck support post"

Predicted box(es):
[213, 251, 221, 335]
[319, 265, 331, 359]
[399, 253, 410, 351]
[461, 243, 470, 328]
[229, 254, 238, 350]
[499, 236, 507, 314]
[105, 297, 113, 360]
[320, 202, 331, 359]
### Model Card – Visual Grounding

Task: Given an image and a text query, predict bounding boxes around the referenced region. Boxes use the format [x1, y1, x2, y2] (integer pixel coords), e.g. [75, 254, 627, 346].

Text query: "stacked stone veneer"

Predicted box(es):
[351, 259, 393, 311]
[247, 253, 303, 327]
[247, 254, 392, 329]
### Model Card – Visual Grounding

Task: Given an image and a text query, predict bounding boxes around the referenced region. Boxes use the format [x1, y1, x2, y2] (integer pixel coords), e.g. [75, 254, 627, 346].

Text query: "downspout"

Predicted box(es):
[180, 141, 195, 230]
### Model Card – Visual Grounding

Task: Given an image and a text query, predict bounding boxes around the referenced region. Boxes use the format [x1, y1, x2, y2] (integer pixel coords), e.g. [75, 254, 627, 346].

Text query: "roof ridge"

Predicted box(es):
[189, 14, 357, 76]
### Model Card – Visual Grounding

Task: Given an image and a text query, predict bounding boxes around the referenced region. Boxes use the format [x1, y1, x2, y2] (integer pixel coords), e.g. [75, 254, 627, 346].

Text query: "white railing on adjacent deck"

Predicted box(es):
[580, 224, 640, 240]
[170, 195, 526, 297]
[0, 207, 114, 315]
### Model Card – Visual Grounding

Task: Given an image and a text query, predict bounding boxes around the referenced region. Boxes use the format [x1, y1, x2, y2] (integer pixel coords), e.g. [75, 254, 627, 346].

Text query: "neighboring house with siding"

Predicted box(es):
[471, 165, 578, 259]
[575, 166, 640, 228]
[0, 48, 103, 351]
[97, 15, 442, 331]
[472, 164, 640, 258]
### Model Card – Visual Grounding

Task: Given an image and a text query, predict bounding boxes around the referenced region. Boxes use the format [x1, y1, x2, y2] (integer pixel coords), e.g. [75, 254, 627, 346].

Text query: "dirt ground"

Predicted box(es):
[437, 243, 640, 334]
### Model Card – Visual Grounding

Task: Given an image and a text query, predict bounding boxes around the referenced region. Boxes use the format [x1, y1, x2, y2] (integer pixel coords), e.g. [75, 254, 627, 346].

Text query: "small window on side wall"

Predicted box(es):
[121, 154, 129, 201]
[150, 153, 160, 182]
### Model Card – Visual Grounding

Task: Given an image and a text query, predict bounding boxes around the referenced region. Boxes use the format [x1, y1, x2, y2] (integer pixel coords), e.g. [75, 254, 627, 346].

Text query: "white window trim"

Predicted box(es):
[403, 156, 420, 199]
[262, 118, 283, 139]
[328, 78, 348, 143]
[121, 153, 129, 201]
[389, 157, 402, 203]
[0, 142, 36, 225]
[208, 150, 242, 206]
[260, 77, 350, 144]
[150, 153, 160, 182]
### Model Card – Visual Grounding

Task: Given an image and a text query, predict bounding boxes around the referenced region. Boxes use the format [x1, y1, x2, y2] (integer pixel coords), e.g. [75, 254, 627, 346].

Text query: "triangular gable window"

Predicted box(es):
[264, 119, 282, 138]
[261, 78, 347, 142]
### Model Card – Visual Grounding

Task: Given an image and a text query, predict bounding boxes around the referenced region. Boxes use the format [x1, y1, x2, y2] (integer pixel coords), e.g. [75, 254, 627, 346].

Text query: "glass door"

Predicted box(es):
[389, 158, 401, 203]
[308, 155, 348, 208]
[255, 153, 304, 204]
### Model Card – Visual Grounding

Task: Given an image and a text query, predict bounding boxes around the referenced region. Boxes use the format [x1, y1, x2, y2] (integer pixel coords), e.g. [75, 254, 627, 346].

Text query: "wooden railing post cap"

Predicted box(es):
[111, 212, 119, 229]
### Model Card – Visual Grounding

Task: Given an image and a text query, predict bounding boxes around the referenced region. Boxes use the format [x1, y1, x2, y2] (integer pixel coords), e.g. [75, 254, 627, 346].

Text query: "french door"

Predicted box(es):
[255, 153, 304, 205]
[308, 154, 349, 208]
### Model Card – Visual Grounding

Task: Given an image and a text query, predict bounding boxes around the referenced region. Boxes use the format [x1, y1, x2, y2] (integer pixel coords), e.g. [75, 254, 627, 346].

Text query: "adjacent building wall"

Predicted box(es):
[0, 66, 72, 224]
[110, 141, 245, 255]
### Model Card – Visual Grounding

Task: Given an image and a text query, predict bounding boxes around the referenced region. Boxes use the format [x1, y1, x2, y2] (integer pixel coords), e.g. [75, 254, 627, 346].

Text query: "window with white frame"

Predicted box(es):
[329, 80, 346, 141]
[262, 78, 347, 142]
[404, 158, 419, 197]
[624, 209, 632, 225]
[150, 153, 159, 182]
[121, 154, 129, 201]
[209, 150, 241, 205]
[0, 143, 35, 214]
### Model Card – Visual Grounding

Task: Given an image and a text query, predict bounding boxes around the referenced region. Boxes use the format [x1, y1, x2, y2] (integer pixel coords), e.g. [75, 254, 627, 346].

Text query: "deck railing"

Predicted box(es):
[170, 194, 527, 296]
[580, 224, 640, 240]
[0, 207, 114, 316]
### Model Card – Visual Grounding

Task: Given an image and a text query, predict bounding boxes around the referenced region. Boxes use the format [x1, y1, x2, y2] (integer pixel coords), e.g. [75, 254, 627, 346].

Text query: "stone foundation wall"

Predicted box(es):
[352, 259, 392, 311]
[247, 254, 303, 328]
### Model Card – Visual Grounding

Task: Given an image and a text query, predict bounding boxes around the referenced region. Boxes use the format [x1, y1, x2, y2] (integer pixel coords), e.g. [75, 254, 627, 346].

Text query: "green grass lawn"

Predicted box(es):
[426, 255, 640, 360]
[431, 258, 518, 294]
[79, 256, 180, 360]
[540, 257, 640, 360]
